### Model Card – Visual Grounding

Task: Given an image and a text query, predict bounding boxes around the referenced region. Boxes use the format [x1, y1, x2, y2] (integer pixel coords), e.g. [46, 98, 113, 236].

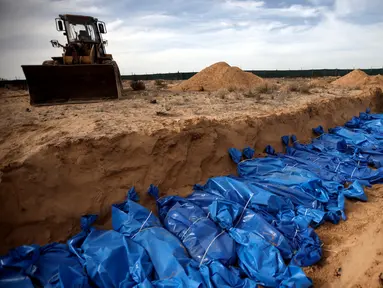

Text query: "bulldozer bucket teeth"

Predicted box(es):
[22, 64, 121, 105]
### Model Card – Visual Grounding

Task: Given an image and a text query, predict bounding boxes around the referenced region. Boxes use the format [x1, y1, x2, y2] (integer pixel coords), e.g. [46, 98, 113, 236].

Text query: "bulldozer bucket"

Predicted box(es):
[22, 64, 122, 105]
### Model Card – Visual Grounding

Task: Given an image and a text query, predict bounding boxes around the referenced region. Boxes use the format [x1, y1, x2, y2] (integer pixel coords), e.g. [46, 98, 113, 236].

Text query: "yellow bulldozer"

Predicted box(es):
[22, 14, 122, 105]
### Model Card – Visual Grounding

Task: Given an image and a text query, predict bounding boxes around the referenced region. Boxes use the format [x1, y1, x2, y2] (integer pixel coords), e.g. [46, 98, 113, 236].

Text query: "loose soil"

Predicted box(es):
[171, 62, 264, 91]
[332, 70, 368, 87]
[0, 78, 383, 287]
[304, 185, 383, 288]
[332, 70, 383, 90]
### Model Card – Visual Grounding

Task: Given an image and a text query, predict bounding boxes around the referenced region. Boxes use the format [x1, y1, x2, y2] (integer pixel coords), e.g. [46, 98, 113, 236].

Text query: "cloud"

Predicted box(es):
[335, 0, 383, 15]
[0, 0, 382, 78]
[223, 1, 321, 18]
[223, 0, 265, 10]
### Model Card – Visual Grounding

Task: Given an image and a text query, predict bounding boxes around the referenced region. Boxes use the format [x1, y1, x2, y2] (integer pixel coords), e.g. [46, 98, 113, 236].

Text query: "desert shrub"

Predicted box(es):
[287, 82, 311, 94]
[130, 80, 146, 91]
[348, 85, 362, 90]
[287, 83, 299, 92]
[370, 87, 383, 98]
[299, 83, 311, 94]
[155, 79, 168, 88]
[244, 89, 262, 101]
[215, 88, 229, 99]
[244, 89, 257, 98]
[228, 86, 237, 92]
[309, 79, 327, 88]
[253, 82, 277, 94]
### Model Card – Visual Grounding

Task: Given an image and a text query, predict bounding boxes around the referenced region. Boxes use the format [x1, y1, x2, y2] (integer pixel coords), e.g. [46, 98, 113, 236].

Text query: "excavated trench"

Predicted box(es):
[0, 92, 382, 254]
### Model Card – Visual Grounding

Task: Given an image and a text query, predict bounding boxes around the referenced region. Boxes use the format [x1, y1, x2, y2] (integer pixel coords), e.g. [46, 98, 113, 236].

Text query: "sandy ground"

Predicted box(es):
[0, 78, 382, 287]
[0, 78, 362, 166]
[304, 185, 383, 287]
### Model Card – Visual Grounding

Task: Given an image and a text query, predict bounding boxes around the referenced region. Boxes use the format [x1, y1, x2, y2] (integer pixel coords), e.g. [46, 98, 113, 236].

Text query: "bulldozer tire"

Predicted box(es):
[42, 60, 59, 66]
[42, 60, 55, 66]
[103, 60, 123, 98]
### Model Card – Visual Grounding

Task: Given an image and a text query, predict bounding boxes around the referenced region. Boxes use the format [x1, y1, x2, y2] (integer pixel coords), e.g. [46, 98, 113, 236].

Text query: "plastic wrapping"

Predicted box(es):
[157, 196, 237, 266]
[112, 199, 201, 287]
[237, 158, 346, 223]
[68, 226, 153, 287]
[0, 243, 90, 288]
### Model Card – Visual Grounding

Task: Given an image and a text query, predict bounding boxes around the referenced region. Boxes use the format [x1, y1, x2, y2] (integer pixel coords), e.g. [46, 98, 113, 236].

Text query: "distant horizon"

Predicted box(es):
[2, 66, 382, 81]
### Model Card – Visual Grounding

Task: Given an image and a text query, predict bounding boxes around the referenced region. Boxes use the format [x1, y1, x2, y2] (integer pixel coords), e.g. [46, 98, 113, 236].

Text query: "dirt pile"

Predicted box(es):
[332, 70, 368, 87]
[332, 70, 383, 89]
[366, 75, 383, 88]
[172, 62, 264, 91]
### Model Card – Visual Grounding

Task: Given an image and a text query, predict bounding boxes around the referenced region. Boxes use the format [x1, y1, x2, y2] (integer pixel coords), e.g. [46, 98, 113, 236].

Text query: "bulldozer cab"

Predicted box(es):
[22, 14, 122, 105]
[54, 15, 109, 64]
[59, 16, 104, 44]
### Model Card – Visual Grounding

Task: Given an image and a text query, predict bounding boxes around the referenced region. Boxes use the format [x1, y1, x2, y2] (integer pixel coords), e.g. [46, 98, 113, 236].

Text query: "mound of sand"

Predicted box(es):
[332, 70, 368, 87]
[172, 62, 264, 91]
[365, 74, 383, 88]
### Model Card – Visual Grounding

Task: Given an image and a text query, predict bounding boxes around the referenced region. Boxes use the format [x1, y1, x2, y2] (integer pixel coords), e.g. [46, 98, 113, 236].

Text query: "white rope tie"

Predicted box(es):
[335, 162, 341, 172]
[199, 231, 225, 267]
[181, 213, 210, 240]
[350, 167, 357, 179]
[199, 194, 254, 267]
[132, 211, 152, 239]
[234, 193, 254, 228]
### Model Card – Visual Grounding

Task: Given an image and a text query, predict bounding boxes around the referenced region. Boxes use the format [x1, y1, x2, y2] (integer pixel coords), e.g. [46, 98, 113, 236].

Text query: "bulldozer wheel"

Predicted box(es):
[42, 60, 59, 66]
[103, 60, 123, 98]
[42, 60, 55, 66]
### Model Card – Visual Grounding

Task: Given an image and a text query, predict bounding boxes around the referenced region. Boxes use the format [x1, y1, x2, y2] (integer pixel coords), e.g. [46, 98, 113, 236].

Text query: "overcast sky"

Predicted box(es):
[0, 0, 383, 79]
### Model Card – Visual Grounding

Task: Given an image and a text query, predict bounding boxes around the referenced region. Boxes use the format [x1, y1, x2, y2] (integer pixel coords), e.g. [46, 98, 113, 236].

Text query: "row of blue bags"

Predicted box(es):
[1, 199, 310, 288]
[2, 109, 382, 287]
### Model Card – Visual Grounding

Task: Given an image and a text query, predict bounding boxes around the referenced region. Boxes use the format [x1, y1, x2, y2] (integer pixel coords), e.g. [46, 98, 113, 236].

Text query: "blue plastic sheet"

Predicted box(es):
[68, 225, 153, 287]
[237, 158, 346, 224]
[242, 147, 255, 159]
[188, 261, 257, 288]
[209, 199, 293, 259]
[201, 176, 295, 215]
[0, 243, 90, 288]
[128, 187, 140, 202]
[200, 175, 326, 227]
[266, 152, 347, 183]
[312, 126, 383, 168]
[187, 186, 322, 267]
[208, 200, 313, 285]
[113, 198, 258, 288]
[329, 126, 383, 149]
[157, 196, 237, 266]
[229, 148, 242, 164]
[112, 199, 201, 287]
[284, 139, 383, 185]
